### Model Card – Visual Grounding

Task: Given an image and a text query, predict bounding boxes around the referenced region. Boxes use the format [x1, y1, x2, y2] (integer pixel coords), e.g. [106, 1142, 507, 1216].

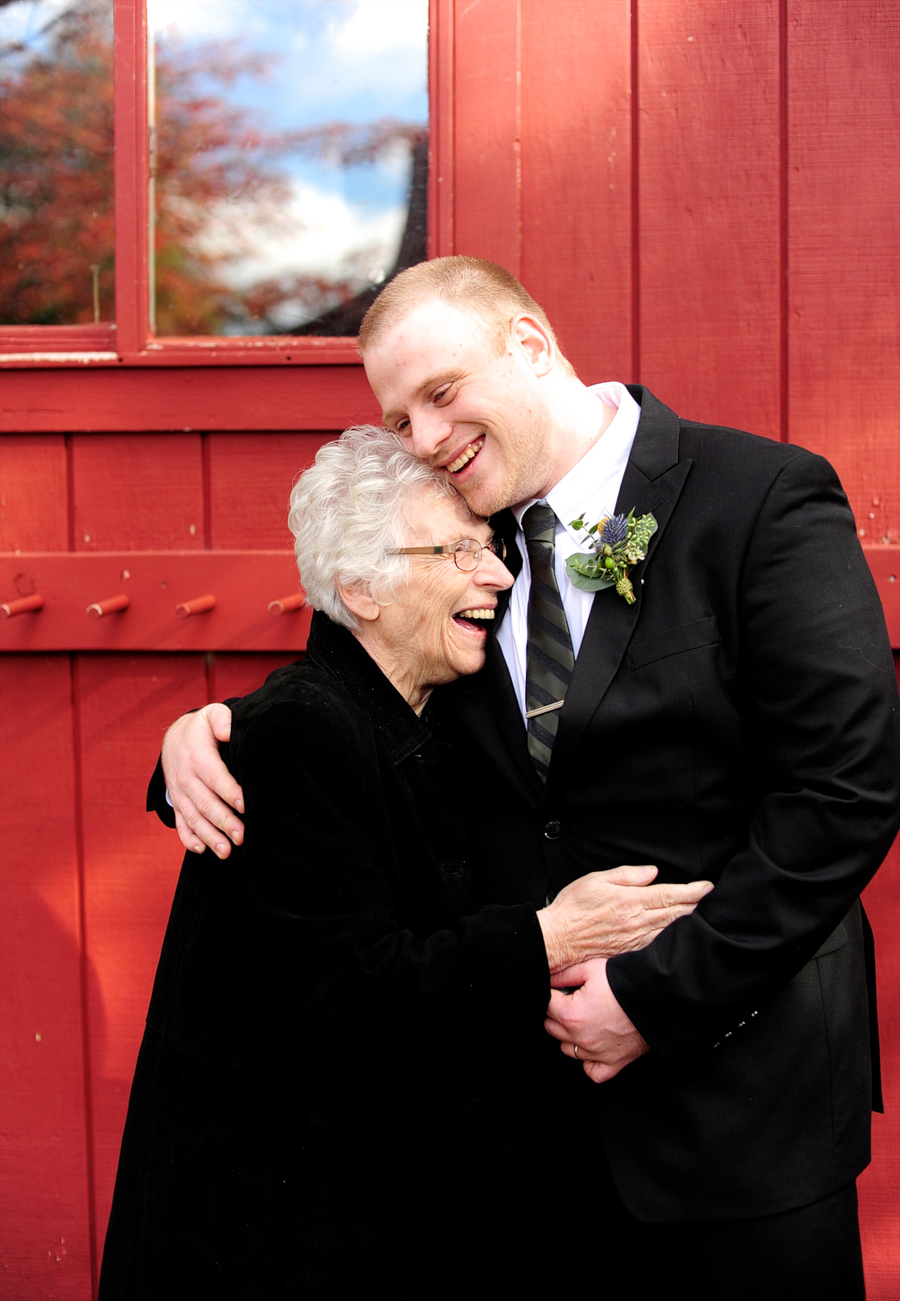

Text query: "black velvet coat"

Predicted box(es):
[99, 616, 549, 1299]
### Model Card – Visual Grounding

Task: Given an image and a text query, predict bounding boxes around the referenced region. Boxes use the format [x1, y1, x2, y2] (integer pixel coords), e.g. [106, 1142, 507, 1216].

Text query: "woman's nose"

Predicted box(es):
[476, 551, 514, 591]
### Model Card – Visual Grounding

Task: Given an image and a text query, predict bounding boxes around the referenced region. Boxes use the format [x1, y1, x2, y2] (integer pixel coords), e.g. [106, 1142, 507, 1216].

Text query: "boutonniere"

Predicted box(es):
[566, 508, 658, 604]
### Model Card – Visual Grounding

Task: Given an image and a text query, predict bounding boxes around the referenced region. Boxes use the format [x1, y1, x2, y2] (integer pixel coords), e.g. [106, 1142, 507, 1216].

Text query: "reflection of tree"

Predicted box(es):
[0, 0, 426, 335]
[0, 0, 115, 324]
[289, 132, 427, 337]
[195, 123, 427, 338]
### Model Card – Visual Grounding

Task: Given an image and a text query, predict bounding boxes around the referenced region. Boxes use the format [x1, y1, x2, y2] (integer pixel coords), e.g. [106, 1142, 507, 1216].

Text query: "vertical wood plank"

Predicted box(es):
[208, 432, 330, 708]
[787, 9, 899, 1275]
[210, 653, 301, 704]
[207, 433, 333, 551]
[71, 433, 204, 551]
[0, 435, 69, 552]
[860, 823, 900, 1300]
[786, 0, 900, 539]
[69, 426, 209, 1275]
[638, 0, 782, 437]
[0, 420, 85, 1294]
[452, 0, 520, 271]
[0, 656, 93, 1300]
[519, 0, 633, 380]
[76, 653, 209, 1270]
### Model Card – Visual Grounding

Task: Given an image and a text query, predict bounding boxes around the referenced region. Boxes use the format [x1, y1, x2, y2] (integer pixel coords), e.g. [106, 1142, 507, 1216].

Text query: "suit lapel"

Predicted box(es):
[483, 634, 544, 798]
[549, 388, 692, 780]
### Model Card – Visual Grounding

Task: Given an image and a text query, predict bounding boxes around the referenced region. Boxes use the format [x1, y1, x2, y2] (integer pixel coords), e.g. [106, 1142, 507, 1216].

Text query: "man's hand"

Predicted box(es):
[161, 704, 244, 858]
[536, 866, 712, 972]
[544, 957, 649, 1083]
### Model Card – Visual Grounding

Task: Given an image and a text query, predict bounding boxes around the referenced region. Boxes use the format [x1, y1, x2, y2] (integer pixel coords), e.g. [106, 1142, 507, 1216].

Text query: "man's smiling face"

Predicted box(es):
[362, 296, 555, 517]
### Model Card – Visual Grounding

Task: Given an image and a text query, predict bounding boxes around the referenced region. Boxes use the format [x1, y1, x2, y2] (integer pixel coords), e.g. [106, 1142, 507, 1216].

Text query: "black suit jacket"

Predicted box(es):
[441, 386, 900, 1222]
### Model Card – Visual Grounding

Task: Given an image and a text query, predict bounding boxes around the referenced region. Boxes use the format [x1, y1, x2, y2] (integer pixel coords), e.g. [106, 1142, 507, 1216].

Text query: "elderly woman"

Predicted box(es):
[99, 426, 708, 1300]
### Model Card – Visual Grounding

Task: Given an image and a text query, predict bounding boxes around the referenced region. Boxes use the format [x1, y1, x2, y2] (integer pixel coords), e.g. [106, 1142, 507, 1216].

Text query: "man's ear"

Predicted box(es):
[511, 313, 554, 377]
[338, 581, 381, 624]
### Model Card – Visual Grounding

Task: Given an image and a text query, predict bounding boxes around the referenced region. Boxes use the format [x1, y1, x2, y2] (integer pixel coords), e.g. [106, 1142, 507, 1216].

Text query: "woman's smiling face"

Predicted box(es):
[354, 487, 514, 712]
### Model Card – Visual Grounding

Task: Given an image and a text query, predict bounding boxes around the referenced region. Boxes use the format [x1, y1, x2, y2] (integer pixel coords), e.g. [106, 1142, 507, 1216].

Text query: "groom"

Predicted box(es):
[157, 257, 900, 1297]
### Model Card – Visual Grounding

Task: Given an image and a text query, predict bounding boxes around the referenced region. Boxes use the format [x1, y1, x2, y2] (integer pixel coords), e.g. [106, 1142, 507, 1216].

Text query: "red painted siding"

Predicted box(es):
[1, 3, 897, 1296]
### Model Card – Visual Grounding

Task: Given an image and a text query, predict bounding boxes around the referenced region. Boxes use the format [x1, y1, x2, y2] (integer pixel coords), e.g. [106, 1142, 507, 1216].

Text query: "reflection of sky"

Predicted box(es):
[1, 0, 429, 322]
[150, 0, 428, 125]
[149, 0, 428, 291]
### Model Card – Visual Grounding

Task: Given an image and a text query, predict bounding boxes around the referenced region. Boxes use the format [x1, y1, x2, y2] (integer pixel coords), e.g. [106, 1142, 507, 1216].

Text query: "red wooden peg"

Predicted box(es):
[1, 593, 44, 617]
[268, 592, 305, 615]
[175, 593, 217, 618]
[86, 594, 131, 618]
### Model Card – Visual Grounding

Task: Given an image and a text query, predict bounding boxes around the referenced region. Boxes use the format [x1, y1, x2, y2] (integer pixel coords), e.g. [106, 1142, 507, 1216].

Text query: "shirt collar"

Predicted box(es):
[512, 382, 640, 540]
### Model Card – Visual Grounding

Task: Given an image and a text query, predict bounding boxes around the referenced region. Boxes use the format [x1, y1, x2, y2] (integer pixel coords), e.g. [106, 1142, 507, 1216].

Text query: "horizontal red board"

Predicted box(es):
[2, 545, 895, 652]
[0, 552, 310, 651]
[0, 365, 381, 433]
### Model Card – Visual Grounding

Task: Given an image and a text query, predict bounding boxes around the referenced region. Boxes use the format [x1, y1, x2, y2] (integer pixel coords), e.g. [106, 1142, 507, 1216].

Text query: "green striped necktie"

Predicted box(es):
[523, 503, 575, 781]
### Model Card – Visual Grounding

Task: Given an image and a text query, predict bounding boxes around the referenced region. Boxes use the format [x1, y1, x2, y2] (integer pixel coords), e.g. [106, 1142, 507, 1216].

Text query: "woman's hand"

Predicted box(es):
[161, 705, 245, 858]
[536, 866, 713, 972]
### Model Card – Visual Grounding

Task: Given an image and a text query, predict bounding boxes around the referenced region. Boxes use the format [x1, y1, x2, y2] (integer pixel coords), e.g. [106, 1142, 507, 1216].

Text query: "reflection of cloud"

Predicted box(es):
[334, 0, 428, 55]
[147, 0, 266, 42]
[291, 0, 428, 102]
[194, 179, 406, 290]
[148, 0, 428, 108]
[149, 0, 426, 62]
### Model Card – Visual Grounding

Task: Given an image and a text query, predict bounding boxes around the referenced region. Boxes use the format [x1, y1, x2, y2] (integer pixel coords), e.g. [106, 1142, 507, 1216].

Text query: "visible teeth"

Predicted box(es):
[447, 438, 484, 473]
[455, 608, 495, 620]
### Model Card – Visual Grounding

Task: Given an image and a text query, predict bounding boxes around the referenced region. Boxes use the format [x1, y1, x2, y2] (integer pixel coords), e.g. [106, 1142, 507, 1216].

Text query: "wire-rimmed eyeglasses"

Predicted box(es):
[387, 537, 507, 572]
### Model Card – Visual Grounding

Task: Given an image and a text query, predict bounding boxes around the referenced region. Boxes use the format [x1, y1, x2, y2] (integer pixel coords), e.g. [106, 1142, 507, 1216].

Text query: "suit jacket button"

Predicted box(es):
[544, 820, 561, 840]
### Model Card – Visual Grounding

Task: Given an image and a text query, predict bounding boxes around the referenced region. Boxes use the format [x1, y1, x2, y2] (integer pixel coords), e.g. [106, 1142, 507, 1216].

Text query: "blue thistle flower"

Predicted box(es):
[599, 513, 629, 547]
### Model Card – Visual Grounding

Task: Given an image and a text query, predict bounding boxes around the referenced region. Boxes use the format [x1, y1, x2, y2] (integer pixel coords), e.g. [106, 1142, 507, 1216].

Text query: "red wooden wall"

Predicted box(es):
[1, 2, 898, 1297]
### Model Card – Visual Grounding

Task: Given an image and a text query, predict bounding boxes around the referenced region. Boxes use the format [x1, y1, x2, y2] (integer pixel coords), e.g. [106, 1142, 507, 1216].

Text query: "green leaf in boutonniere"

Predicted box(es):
[565, 509, 658, 604]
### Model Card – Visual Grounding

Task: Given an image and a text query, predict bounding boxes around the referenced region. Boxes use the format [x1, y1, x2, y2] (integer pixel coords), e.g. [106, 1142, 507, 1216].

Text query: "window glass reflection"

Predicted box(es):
[0, 0, 115, 326]
[148, 0, 428, 337]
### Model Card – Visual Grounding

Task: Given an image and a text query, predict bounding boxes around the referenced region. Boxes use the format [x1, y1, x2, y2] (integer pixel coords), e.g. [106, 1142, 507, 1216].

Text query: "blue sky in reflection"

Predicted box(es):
[0, 0, 429, 326]
[148, 0, 429, 307]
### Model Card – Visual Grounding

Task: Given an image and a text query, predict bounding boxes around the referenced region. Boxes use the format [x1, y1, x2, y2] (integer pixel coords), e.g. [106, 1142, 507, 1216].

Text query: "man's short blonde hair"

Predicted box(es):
[358, 256, 572, 372]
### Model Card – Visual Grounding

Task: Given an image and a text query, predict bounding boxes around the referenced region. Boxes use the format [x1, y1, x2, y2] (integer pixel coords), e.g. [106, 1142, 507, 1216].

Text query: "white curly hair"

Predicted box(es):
[288, 425, 461, 631]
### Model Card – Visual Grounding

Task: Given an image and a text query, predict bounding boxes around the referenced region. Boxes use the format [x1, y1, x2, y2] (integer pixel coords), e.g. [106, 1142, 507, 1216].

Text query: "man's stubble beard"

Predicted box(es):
[463, 411, 554, 519]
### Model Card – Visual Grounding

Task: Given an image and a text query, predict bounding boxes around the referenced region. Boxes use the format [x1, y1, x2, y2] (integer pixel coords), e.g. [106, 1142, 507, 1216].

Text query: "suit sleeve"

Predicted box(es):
[231, 687, 549, 1068]
[145, 699, 242, 827]
[606, 449, 900, 1059]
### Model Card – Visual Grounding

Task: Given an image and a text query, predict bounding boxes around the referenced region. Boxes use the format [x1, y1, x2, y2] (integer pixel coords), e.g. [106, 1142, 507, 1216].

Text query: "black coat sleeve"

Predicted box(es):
[230, 682, 549, 1071]
[607, 449, 900, 1057]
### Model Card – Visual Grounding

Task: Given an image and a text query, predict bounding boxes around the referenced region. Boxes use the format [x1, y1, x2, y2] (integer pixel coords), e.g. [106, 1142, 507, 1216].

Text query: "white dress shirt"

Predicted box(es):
[495, 382, 641, 718]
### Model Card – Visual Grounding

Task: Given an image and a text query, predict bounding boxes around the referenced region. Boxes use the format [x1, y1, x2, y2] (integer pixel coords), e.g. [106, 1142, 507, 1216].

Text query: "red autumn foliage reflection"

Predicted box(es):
[0, 0, 426, 335]
[0, 0, 115, 324]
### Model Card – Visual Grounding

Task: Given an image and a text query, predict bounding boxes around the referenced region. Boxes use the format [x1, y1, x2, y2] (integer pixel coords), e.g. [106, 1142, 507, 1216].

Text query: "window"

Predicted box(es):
[0, 0, 433, 361]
